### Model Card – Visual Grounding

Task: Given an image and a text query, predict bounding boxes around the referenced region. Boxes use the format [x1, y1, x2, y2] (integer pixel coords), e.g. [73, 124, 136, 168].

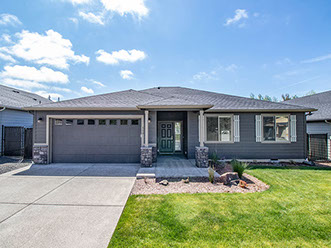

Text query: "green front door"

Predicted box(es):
[159, 122, 174, 153]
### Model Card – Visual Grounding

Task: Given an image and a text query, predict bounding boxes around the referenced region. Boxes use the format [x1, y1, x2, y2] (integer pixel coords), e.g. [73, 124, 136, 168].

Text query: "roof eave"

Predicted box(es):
[23, 107, 140, 111]
[137, 104, 214, 109]
[206, 108, 317, 113]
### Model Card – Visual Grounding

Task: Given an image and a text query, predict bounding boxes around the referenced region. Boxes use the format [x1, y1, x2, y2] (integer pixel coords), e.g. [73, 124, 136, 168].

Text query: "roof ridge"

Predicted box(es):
[33, 89, 139, 107]
[144, 86, 309, 109]
[286, 90, 331, 102]
[0, 84, 50, 101]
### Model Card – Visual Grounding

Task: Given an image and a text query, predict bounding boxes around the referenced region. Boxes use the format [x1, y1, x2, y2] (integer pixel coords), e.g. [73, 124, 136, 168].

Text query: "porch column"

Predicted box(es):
[199, 110, 204, 147]
[145, 110, 149, 147]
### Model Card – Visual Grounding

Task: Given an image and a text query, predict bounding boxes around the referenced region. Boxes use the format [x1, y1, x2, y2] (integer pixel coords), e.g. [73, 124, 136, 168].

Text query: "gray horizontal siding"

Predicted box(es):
[307, 122, 331, 136]
[188, 112, 306, 159]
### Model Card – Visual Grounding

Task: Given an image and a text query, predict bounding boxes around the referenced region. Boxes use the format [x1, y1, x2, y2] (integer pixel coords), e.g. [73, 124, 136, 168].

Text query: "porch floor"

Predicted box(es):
[137, 156, 220, 179]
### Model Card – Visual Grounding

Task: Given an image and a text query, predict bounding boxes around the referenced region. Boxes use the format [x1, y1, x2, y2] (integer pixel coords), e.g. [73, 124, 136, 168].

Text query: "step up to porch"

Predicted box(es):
[136, 167, 156, 179]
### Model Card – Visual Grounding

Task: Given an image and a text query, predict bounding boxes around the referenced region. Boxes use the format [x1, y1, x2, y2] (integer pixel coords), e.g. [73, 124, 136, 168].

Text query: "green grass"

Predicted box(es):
[109, 166, 331, 248]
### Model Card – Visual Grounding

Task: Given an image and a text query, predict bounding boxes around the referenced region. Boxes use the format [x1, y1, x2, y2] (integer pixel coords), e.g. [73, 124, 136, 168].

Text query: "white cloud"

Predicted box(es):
[1, 65, 69, 83]
[276, 58, 292, 66]
[35, 91, 63, 100]
[0, 14, 22, 26]
[193, 71, 217, 81]
[81, 86, 94, 94]
[2, 78, 47, 90]
[50, 87, 72, 93]
[96, 49, 146, 65]
[91, 80, 105, 87]
[0, 29, 89, 69]
[66, 0, 92, 4]
[1, 34, 12, 43]
[224, 9, 248, 26]
[225, 64, 238, 72]
[100, 0, 148, 18]
[301, 53, 331, 63]
[0, 52, 16, 63]
[79, 11, 105, 25]
[69, 17, 79, 24]
[120, 70, 134, 80]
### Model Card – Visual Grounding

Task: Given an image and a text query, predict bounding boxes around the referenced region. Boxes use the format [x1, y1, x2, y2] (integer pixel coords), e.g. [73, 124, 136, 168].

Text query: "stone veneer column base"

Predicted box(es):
[141, 146, 153, 167]
[151, 145, 157, 163]
[33, 145, 48, 164]
[195, 146, 209, 168]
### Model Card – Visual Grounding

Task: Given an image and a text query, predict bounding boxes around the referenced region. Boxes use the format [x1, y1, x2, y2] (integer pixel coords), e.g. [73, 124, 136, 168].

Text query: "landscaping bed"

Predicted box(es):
[131, 172, 269, 195]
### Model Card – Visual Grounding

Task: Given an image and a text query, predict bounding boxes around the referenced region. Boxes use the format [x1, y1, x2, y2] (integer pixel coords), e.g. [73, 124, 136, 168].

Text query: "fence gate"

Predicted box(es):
[307, 134, 328, 161]
[2, 126, 33, 158]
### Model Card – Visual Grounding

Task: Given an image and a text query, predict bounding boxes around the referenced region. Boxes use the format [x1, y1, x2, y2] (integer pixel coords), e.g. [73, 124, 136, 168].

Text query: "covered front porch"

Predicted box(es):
[137, 155, 219, 178]
[140, 108, 209, 168]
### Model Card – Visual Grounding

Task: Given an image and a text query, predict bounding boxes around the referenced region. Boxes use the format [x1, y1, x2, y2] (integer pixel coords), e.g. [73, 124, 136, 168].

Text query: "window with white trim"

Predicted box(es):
[54, 119, 62, 125]
[65, 119, 73, 125]
[206, 115, 233, 142]
[262, 115, 289, 142]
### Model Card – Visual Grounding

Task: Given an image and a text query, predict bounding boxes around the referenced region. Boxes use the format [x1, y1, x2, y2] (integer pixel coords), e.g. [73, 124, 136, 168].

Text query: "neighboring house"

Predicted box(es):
[286, 90, 331, 160]
[25, 87, 315, 166]
[0, 84, 51, 155]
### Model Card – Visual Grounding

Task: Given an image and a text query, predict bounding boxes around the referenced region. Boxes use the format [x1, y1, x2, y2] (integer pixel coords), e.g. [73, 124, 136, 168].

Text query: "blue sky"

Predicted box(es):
[0, 0, 330, 100]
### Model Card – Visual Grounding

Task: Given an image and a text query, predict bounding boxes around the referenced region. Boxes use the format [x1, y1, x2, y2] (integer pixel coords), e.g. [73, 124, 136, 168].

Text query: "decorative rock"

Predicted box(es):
[140, 146, 153, 167]
[239, 180, 247, 188]
[159, 180, 169, 186]
[33, 146, 48, 164]
[181, 177, 189, 184]
[219, 172, 239, 185]
[195, 146, 209, 168]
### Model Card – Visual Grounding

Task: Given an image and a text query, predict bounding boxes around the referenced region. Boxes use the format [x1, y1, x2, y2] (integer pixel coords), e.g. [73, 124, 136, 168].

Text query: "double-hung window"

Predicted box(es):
[205, 115, 233, 142]
[262, 115, 289, 142]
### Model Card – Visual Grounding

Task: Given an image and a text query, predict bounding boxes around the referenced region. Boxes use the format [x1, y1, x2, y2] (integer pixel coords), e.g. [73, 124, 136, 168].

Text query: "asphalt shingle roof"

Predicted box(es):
[25, 86, 314, 112]
[0, 84, 51, 110]
[285, 90, 331, 121]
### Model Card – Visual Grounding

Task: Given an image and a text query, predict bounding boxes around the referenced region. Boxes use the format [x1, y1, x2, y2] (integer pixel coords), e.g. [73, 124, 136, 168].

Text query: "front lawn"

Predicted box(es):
[109, 166, 331, 248]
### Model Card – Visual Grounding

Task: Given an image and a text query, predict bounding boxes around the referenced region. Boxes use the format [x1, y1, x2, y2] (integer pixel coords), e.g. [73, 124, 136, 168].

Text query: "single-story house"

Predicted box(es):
[0, 84, 51, 155]
[286, 90, 331, 160]
[25, 87, 315, 166]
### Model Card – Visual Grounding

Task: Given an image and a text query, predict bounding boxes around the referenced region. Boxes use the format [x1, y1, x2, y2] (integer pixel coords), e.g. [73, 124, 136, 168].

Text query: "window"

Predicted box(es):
[65, 119, 73, 126]
[54, 119, 62, 125]
[131, 119, 139, 125]
[120, 120, 128, 125]
[77, 119, 84, 125]
[88, 119, 95, 125]
[99, 119, 106, 125]
[109, 120, 117, 125]
[175, 122, 181, 151]
[263, 115, 289, 142]
[206, 115, 233, 142]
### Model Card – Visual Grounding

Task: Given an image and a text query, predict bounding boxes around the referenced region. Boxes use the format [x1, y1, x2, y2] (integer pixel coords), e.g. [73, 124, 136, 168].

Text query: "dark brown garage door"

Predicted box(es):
[52, 119, 141, 163]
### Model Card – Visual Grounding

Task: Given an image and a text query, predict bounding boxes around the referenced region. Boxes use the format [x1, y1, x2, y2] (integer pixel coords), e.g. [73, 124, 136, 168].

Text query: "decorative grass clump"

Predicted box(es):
[230, 159, 247, 178]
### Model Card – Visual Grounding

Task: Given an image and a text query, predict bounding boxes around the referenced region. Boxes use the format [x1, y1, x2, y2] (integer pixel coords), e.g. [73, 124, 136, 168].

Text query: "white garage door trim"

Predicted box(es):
[35, 114, 144, 163]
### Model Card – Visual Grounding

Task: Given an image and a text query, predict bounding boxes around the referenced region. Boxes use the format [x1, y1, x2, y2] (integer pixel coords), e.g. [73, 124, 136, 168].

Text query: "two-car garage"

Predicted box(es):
[51, 117, 142, 163]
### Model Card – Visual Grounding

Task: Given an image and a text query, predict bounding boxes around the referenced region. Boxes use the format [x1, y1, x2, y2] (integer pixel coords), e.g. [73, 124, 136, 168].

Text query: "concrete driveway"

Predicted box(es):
[0, 163, 139, 248]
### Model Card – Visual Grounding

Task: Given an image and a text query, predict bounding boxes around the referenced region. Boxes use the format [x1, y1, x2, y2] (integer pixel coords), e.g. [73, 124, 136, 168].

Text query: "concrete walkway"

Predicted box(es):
[137, 156, 220, 178]
[0, 163, 139, 248]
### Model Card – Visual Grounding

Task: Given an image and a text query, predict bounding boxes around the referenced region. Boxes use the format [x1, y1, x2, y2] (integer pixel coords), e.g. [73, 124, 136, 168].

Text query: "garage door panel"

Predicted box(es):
[52, 119, 141, 163]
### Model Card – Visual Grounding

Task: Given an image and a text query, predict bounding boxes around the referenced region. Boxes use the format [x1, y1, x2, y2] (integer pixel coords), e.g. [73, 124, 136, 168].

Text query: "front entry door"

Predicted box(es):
[159, 122, 174, 153]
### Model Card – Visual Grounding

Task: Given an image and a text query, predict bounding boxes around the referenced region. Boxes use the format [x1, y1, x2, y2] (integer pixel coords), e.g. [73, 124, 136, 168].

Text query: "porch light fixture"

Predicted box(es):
[148, 118, 151, 123]
[38, 117, 43, 123]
